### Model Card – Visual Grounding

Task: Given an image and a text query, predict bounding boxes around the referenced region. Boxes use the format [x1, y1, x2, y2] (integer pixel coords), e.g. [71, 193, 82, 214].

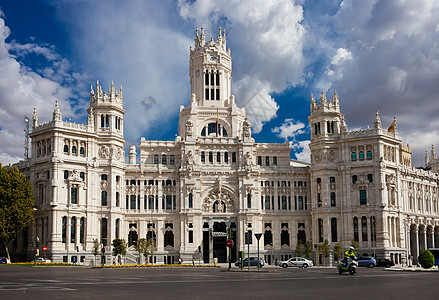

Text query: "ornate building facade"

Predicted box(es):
[9, 27, 439, 265]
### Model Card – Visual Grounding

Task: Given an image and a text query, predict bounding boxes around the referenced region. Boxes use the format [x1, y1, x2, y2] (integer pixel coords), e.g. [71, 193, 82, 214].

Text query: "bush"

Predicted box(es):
[418, 250, 434, 269]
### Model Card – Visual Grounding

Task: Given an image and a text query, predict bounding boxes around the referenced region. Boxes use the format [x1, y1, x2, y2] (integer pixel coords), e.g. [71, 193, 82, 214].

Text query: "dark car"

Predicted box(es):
[357, 256, 376, 268]
[235, 257, 264, 268]
[376, 258, 395, 268]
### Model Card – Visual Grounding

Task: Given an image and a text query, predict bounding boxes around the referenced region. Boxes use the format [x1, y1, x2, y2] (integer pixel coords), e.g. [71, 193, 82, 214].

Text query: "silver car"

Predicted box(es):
[280, 257, 313, 268]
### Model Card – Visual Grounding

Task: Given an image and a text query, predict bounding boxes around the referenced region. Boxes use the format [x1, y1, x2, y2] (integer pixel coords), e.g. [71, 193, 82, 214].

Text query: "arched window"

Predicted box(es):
[188, 193, 193, 209]
[359, 151, 364, 160]
[217, 152, 221, 163]
[232, 152, 236, 163]
[201, 152, 205, 163]
[224, 152, 228, 163]
[80, 147, 85, 155]
[64, 145, 69, 153]
[264, 227, 273, 246]
[72, 146, 77, 154]
[162, 154, 167, 165]
[257, 156, 262, 166]
[273, 156, 277, 166]
[101, 115, 105, 128]
[153, 154, 159, 164]
[101, 174, 108, 181]
[265, 156, 270, 166]
[281, 228, 290, 246]
[170, 155, 175, 165]
[164, 231, 174, 247]
[209, 152, 213, 163]
[367, 150, 373, 160]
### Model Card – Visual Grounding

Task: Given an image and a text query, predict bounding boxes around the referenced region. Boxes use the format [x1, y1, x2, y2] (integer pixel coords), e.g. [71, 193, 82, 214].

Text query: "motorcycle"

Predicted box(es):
[338, 256, 358, 275]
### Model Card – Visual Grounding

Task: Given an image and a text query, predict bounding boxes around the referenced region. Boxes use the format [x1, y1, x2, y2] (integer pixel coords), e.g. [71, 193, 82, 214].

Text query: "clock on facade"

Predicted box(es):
[209, 54, 217, 62]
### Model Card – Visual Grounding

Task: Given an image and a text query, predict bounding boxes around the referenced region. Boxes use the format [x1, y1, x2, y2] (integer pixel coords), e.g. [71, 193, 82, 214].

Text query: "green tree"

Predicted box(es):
[0, 164, 35, 261]
[112, 238, 127, 264]
[418, 249, 434, 269]
[319, 240, 330, 266]
[333, 243, 342, 261]
[92, 238, 100, 265]
[295, 240, 303, 257]
[304, 241, 312, 259]
[134, 238, 148, 264]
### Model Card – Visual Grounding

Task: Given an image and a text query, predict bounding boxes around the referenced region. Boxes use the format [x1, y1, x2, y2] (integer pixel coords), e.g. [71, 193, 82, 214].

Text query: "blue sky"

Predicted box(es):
[1, 0, 439, 167]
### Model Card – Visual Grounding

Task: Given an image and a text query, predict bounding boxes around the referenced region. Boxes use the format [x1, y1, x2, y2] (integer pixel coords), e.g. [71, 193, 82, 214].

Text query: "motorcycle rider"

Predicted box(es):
[345, 246, 356, 260]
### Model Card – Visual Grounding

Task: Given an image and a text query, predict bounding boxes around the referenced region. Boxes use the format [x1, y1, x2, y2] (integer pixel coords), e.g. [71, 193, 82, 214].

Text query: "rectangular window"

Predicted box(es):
[298, 196, 303, 210]
[360, 190, 367, 205]
[281, 196, 287, 210]
[101, 191, 107, 206]
[216, 89, 220, 101]
[71, 187, 78, 204]
[353, 217, 359, 242]
[362, 217, 368, 241]
[331, 218, 337, 242]
[317, 193, 322, 207]
[247, 194, 251, 208]
[351, 152, 357, 161]
[265, 196, 270, 210]
[130, 195, 136, 209]
[367, 174, 373, 182]
[216, 73, 219, 85]
[359, 151, 364, 160]
[330, 192, 336, 207]
[205, 88, 209, 100]
[189, 193, 193, 209]
[189, 231, 193, 243]
[101, 218, 107, 246]
[166, 195, 173, 210]
[211, 89, 215, 100]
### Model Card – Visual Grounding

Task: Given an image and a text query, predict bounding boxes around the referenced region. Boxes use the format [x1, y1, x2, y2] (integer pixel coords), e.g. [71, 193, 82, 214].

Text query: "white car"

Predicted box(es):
[280, 257, 313, 268]
[31, 257, 52, 263]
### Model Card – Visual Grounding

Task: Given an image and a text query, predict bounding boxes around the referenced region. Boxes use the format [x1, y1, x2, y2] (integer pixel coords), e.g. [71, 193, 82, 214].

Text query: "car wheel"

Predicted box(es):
[386, 264, 390, 268]
[282, 263, 288, 268]
[369, 263, 374, 268]
[303, 264, 308, 268]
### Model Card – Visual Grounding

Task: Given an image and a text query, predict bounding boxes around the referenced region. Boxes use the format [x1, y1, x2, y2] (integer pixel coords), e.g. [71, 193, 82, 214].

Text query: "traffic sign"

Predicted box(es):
[226, 239, 234, 248]
[42, 246, 48, 251]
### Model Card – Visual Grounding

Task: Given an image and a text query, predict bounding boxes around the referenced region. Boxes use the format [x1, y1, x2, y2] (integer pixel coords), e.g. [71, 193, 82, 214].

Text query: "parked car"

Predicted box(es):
[0, 256, 8, 264]
[376, 258, 395, 268]
[235, 257, 264, 268]
[30, 257, 52, 263]
[279, 257, 313, 268]
[357, 256, 376, 268]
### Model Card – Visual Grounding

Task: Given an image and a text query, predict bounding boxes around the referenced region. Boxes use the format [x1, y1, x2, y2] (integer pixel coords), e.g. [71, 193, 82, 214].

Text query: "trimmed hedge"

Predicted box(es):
[418, 250, 434, 269]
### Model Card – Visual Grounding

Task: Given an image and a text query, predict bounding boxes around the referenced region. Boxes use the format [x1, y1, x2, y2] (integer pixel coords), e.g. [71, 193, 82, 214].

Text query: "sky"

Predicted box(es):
[0, 0, 438, 168]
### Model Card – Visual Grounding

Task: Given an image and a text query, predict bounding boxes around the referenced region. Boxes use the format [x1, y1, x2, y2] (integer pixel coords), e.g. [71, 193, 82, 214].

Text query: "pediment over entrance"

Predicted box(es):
[202, 190, 235, 213]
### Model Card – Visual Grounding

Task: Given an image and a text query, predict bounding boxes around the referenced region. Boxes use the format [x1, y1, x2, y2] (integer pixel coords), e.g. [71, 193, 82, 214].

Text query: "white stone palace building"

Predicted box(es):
[8, 27, 439, 265]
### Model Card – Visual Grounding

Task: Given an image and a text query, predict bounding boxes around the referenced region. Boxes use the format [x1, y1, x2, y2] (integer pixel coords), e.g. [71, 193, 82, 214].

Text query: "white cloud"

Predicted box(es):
[0, 16, 87, 165]
[290, 140, 311, 163]
[272, 118, 305, 140]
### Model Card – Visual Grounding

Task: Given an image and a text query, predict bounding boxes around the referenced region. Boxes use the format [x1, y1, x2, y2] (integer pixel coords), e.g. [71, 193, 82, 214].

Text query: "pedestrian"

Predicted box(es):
[275, 258, 278, 267]
[179, 257, 182, 264]
[192, 258, 195, 266]
[113, 257, 116, 265]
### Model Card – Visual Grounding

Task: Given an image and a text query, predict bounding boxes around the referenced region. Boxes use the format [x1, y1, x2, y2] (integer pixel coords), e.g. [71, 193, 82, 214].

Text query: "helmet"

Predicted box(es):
[349, 246, 355, 250]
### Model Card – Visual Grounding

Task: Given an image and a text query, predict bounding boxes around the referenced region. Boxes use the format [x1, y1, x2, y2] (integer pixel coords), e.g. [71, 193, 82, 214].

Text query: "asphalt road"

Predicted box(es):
[0, 265, 438, 299]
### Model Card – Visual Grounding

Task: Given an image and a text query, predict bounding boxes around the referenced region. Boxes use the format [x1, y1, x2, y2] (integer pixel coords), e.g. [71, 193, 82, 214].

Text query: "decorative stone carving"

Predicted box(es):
[68, 169, 82, 181]
[185, 119, 193, 137]
[99, 145, 110, 158]
[242, 117, 251, 138]
[101, 180, 108, 190]
[327, 150, 336, 162]
[202, 189, 234, 213]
